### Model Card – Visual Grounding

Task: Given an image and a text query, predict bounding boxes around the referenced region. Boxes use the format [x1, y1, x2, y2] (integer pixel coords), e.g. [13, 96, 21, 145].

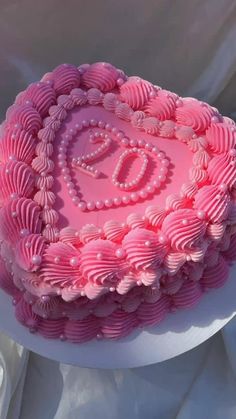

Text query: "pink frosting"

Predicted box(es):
[143, 90, 176, 120]
[120, 77, 155, 110]
[32, 156, 54, 174]
[161, 275, 184, 295]
[206, 222, 226, 241]
[15, 234, 46, 272]
[162, 209, 206, 251]
[35, 141, 53, 157]
[139, 270, 161, 286]
[0, 198, 42, 244]
[142, 117, 159, 134]
[33, 190, 56, 207]
[103, 220, 128, 242]
[64, 316, 100, 342]
[87, 88, 104, 105]
[80, 239, 127, 286]
[136, 295, 169, 326]
[103, 92, 118, 112]
[48, 104, 67, 120]
[145, 205, 167, 227]
[101, 310, 138, 339]
[200, 256, 229, 289]
[126, 213, 147, 229]
[180, 182, 198, 199]
[189, 167, 208, 184]
[35, 174, 54, 190]
[165, 194, 186, 211]
[42, 225, 59, 243]
[16, 82, 56, 118]
[164, 251, 186, 275]
[208, 152, 236, 189]
[37, 126, 55, 143]
[0, 161, 35, 203]
[79, 224, 103, 244]
[32, 295, 62, 318]
[188, 136, 208, 152]
[194, 185, 231, 223]
[15, 296, 40, 330]
[159, 120, 175, 137]
[93, 297, 117, 317]
[192, 149, 210, 169]
[56, 95, 74, 110]
[175, 126, 195, 143]
[0, 128, 36, 164]
[59, 227, 81, 246]
[81, 62, 118, 92]
[123, 228, 168, 270]
[172, 281, 202, 308]
[115, 102, 133, 121]
[37, 318, 66, 339]
[51, 64, 80, 95]
[40, 242, 81, 288]
[116, 272, 137, 295]
[6, 104, 42, 134]
[206, 123, 236, 153]
[70, 88, 87, 106]
[130, 110, 145, 128]
[143, 284, 162, 303]
[175, 100, 215, 132]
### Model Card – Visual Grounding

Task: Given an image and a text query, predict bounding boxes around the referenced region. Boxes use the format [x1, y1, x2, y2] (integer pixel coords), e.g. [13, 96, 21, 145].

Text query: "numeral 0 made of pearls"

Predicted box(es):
[112, 148, 148, 191]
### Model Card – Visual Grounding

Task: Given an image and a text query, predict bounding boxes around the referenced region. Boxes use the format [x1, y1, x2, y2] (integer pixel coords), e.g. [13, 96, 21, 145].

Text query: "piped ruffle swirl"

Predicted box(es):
[194, 185, 231, 223]
[0, 198, 42, 244]
[6, 104, 42, 135]
[120, 77, 155, 110]
[16, 82, 56, 117]
[81, 62, 118, 92]
[175, 100, 214, 132]
[123, 228, 168, 270]
[0, 161, 35, 203]
[0, 128, 36, 164]
[15, 234, 46, 272]
[162, 209, 206, 251]
[206, 123, 236, 153]
[208, 152, 236, 189]
[51, 64, 80, 95]
[40, 242, 81, 288]
[143, 90, 176, 120]
[80, 239, 127, 286]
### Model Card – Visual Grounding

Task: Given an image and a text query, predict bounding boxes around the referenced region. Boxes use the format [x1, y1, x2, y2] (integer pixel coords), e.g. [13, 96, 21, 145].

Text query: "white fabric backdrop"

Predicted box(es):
[0, 1, 236, 418]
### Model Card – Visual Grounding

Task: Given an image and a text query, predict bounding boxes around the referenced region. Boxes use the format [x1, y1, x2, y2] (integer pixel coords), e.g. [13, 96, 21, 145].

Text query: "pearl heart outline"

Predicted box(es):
[59, 118, 170, 212]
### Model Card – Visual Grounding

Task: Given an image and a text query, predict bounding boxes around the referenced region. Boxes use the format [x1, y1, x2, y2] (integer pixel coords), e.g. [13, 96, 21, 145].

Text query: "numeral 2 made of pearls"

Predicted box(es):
[72, 131, 112, 178]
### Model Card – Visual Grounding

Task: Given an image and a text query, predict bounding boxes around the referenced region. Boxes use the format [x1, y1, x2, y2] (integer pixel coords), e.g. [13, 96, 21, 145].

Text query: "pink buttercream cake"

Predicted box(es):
[0, 62, 235, 343]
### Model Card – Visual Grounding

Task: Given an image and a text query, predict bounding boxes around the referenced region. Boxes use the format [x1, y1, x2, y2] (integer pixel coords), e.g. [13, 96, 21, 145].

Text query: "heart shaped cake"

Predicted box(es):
[0, 62, 235, 343]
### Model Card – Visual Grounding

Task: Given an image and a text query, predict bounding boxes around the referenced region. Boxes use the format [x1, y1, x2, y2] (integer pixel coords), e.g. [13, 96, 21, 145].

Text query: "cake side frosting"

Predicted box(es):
[0, 62, 235, 342]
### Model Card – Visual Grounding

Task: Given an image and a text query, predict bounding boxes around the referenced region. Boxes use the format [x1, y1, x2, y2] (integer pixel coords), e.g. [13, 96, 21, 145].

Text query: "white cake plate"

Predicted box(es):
[0, 265, 236, 369]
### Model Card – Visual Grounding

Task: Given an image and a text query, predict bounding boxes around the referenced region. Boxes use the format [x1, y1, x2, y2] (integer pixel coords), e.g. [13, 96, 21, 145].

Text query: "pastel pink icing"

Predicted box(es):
[0, 61, 235, 343]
